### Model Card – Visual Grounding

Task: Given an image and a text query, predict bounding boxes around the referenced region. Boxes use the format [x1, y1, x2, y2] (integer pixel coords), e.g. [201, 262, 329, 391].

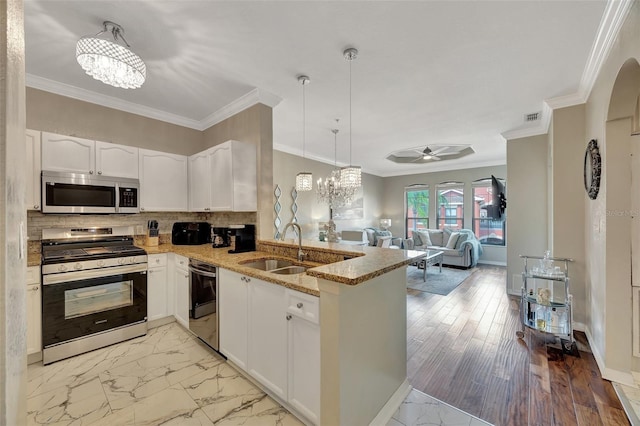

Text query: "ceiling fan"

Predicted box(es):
[385, 144, 475, 164]
[417, 146, 448, 161]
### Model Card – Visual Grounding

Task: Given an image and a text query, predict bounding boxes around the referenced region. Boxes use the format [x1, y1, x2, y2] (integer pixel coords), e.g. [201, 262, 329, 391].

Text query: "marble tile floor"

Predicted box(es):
[614, 383, 640, 425]
[27, 322, 490, 426]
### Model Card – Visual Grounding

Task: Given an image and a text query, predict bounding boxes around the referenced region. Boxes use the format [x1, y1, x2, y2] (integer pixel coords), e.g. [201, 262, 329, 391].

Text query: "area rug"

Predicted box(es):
[406, 265, 474, 295]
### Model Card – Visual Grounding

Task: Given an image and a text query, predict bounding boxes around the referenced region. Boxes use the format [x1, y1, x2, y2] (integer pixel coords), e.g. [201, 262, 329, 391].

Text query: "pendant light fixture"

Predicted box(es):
[340, 47, 362, 189]
[295, 75, 313, 191]
[76, 21, 146, 89]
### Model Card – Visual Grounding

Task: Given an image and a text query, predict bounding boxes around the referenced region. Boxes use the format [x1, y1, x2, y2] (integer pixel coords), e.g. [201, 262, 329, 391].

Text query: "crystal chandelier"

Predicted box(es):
[317, 128, 357, 208]
[295, 75, 313, 191]
[340, 47, 362, 189]
[76, 21, 146, 89]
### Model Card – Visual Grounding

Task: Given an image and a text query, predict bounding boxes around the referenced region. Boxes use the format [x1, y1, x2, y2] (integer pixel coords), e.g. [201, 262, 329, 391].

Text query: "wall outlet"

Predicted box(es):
[136, 225, 144, 235]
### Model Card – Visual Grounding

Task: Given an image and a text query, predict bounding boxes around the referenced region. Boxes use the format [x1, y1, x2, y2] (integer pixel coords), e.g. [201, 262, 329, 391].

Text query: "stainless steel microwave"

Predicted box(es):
[41, 171, 139, 214]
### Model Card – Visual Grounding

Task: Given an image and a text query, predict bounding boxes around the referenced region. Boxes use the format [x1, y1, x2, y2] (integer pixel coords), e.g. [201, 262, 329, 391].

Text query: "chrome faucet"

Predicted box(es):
[281, 222, 306, 261]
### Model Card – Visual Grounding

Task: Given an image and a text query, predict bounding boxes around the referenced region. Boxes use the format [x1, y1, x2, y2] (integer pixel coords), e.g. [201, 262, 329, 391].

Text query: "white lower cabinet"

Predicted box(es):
[219, 268, 249, 370]
[147, 254, 168, 322]
[287, 292, 320, 424]
[26, 266, 42, 357]
[174, 254, 189, 329]
[218, 268, 320, 424]
[248, 279, 288, 400]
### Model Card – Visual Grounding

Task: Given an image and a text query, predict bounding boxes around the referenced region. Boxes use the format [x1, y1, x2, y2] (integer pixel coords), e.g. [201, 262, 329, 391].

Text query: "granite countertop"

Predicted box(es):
[26, 239, 427, 297]
[142, 239, 427, 297]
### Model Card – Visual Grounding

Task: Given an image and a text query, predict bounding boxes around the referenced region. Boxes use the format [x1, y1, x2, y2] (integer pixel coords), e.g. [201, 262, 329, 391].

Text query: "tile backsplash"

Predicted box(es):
[27, 210, 257, 241]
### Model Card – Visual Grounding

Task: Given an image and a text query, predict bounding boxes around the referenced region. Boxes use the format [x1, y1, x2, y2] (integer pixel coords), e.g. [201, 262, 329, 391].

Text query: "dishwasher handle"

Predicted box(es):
[188, 265, 217, 278]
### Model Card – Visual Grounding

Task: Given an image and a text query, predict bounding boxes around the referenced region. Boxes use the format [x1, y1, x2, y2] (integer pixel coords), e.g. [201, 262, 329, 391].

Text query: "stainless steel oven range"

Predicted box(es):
[41, 226, 148, 365]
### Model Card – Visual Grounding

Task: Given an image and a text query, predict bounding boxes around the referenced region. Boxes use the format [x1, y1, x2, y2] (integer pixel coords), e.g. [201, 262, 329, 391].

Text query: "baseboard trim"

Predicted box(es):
[477, 260, 507, 266]
[369, 378, 412, 426]
[148, 316, 176, 329]
[613, 382, 640, 425]
[573, 321, 586, 332]
[585, 326, 635, 386]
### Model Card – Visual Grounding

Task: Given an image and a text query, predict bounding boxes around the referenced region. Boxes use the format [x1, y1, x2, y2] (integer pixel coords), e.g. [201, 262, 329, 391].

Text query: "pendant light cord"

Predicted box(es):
[302, 82, 306, 160]
[349, 57, 352, 167]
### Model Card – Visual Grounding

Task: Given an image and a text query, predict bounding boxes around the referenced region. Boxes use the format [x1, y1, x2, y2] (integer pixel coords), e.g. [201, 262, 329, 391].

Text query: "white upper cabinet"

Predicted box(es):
[41, 132, 138, 179]
[139, 148, 188, 212]
[209, 140, 257, 212]
[25, 129, 41, 211]
[188, 151, 211, 211]
[41, 132, 95, 175]
[95, 141, 139, 178]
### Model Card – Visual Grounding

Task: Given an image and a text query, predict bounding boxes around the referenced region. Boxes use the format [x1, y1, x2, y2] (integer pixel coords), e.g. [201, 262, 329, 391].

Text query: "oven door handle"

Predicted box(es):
[43, 264, 147, 285]
[188, 265, 216, 278]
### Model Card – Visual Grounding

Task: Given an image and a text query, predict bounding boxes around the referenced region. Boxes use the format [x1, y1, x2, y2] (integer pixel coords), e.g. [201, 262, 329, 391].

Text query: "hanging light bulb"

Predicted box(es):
[340, 47, 362, 189]
[295, 75, 313, 191]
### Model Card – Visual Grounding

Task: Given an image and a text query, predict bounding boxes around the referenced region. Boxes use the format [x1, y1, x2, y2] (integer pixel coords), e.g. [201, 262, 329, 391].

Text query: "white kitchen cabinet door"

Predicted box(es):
[248, 278, 288, 400]
[139, 149, 188, 212]
[288, 313, 320, 424]
[26, 267, 41, 356]
[41, 132, 95, 175]
[209, 140, 257, 212]
[174, 262, 190, 329]
[95, 141, 139, 179]
[25, 129, 42, 211]
[147, 254, 168, 322]
[209, 143, 233, 211]
[219, 268, 248, 371]
[188, 151, 211, 212]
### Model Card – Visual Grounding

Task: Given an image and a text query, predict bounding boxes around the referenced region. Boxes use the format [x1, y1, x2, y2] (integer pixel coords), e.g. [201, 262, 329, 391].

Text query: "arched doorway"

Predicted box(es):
[604, 58, 640, 375]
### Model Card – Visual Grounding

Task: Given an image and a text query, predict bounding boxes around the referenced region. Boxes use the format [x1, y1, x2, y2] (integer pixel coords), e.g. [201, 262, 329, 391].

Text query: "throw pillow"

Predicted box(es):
[455, 233, 468, 249]
[442, 228, 452, 246]
[365, 229, 376, 246]
[445, 232, 460, 249]
[416, 230, 432, 247]
[412, 232, 423, 246]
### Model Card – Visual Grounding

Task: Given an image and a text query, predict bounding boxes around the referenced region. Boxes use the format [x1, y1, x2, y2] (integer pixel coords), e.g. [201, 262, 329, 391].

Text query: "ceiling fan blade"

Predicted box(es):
[429, 146, 449, 156]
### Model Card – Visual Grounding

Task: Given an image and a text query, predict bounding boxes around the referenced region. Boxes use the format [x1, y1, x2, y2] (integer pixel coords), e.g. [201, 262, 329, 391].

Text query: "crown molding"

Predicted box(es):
[27, 74, 282, 131]
[199, 88, 282, 130]
[26, 74, 203, 129]
[578, 0, 634, 103]
[503, 0, 633, 140]
[374, 158, 507, 178]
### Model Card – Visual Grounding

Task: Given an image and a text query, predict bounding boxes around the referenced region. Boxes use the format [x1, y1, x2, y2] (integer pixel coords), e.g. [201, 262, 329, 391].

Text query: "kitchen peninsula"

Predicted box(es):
[142, 238, 427, 425]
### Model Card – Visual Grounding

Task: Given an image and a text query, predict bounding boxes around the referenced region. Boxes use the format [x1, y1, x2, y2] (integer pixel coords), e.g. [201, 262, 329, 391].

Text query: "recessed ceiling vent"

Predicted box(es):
[386, 144, 474, 164]
[525, 111, 541, 122]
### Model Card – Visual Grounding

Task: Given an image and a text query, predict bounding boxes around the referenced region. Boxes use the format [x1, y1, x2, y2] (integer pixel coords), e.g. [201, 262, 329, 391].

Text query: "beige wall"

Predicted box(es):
[1, 0, 28, 423]
[550, 104, 587, 326]
[506, 134, 548, 293]
[581, 1, 640, 380]
[382, 165, 507, 264]
[26, 88, 203, 155]
[203, 104, 273, 240]
[272, 150, 384, 240]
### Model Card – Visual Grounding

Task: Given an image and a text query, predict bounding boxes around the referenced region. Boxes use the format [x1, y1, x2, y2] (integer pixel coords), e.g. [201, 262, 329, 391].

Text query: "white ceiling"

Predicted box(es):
[24, 0, 610, 177]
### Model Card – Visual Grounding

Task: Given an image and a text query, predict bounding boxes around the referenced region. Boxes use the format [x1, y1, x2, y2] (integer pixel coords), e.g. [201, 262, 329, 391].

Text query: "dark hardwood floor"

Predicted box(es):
[406, 265, 630, 426]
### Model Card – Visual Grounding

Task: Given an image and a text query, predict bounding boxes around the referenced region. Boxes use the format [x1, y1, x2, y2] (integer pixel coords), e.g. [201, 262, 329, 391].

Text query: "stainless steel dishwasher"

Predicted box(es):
[187, 259, 219, 351]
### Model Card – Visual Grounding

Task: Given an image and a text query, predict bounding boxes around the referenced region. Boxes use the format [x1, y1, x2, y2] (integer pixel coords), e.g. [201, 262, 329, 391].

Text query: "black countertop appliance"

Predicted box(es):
[211, 227, 230, 248]
[228, 224, 256, 253]
[172, 222, 211, 245]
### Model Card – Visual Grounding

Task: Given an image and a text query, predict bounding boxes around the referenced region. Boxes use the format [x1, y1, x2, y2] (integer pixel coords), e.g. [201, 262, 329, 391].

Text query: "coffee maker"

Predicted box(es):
[227, 224, 256, 253]
[211, 227, 230, 248]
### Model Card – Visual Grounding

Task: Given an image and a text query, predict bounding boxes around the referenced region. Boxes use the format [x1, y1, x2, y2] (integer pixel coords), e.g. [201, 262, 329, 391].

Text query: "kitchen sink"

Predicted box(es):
[241, 258, 295, 271]
[269, 266, 308, 275]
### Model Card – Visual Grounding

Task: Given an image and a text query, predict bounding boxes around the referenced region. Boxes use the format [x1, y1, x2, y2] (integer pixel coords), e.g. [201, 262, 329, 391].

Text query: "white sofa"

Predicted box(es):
[404, 229, 480, 268]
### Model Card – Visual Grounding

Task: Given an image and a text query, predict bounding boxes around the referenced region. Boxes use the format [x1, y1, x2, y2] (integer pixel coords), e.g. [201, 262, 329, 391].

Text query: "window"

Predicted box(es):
[436, 182, 464, 230]
[472, 178, 506, 246]
[405, 185, 429, 238]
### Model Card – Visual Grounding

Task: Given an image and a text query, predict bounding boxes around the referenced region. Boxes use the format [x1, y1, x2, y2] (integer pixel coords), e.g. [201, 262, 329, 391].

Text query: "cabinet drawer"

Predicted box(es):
[26, 266, 40, 285]
[148, 254, 167, 268]
[286, 290, 319, 324]
[174, 254, 188, 270]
